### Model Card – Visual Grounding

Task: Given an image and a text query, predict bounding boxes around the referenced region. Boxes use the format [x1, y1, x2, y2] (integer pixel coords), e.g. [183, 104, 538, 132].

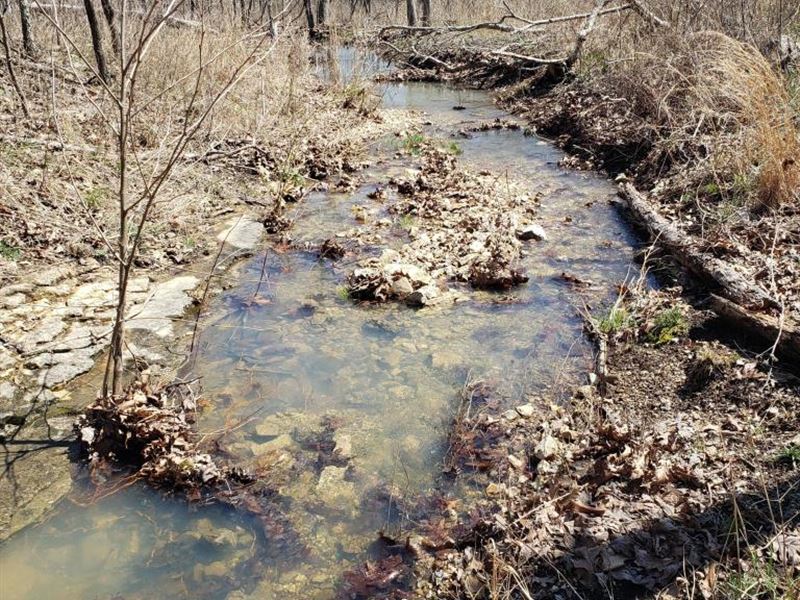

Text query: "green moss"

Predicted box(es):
[777, 445, 800, 468]
[401, 133, 427, 155]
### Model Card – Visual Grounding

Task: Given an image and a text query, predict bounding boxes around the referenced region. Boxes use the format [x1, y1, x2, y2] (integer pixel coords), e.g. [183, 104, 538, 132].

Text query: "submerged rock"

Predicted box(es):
[316, 466, 357, 507]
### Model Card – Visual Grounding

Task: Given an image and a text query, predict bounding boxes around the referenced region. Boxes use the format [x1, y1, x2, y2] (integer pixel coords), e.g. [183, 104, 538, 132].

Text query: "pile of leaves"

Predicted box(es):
[76, 380, 239, 490]
[410, 311, 800, 598]
[347, 146, 538, 302]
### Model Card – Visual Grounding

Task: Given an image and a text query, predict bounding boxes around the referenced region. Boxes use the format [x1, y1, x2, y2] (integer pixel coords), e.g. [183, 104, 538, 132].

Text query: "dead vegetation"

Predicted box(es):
[404, 294, 800, 599]
[346, 142, 540, 304]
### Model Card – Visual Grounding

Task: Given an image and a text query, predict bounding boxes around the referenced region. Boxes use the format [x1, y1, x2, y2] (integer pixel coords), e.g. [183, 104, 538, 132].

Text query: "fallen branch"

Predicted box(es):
[0, 134, 101, 153]
[379, 3, 633, 37]
[629, 0, 670, 29]
[618, 182, 781, 312]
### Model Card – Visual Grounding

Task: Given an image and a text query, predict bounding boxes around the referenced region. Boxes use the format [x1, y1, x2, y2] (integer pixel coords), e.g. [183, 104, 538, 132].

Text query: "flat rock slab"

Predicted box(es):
[218, 216, 263, 250]
[128, 275, 199, 337]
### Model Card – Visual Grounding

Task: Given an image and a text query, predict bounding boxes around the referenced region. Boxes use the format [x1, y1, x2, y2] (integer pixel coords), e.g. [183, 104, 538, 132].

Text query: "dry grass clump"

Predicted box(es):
[0, 16, 377, 279]
[611, 30, 800, 211]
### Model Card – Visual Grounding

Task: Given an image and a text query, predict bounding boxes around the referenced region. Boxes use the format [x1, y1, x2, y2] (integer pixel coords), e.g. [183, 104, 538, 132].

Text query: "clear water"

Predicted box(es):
[0, 51, 640, 600]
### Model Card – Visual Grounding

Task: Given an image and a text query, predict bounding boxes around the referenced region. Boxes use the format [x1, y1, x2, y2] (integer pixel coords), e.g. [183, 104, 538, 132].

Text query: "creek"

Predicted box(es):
[0, 49, 640, 599]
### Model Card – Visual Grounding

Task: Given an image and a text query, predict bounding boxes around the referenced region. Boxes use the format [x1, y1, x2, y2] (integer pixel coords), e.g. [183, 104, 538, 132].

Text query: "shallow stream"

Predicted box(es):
[0, 51, 640, 599]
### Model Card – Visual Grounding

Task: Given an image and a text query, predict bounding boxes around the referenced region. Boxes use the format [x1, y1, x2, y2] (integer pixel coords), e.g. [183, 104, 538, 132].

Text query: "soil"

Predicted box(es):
[402, 295, 800, 599]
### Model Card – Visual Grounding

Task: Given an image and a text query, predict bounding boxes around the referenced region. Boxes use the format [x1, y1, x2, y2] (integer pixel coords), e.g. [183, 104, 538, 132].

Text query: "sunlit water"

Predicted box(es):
[0, 50, 640, 599]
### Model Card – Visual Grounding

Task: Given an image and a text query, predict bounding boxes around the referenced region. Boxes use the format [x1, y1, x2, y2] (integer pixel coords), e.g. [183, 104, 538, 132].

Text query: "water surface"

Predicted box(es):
[0, 52, 640, 600]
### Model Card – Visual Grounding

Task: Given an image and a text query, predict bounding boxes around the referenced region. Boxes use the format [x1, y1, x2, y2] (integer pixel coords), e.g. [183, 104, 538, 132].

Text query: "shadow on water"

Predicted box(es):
[0, 48, 643, 599]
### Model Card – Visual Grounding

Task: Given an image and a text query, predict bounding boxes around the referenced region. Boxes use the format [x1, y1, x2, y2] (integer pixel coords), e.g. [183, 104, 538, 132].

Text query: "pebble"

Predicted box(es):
[502, 409, 518, 421]
[507, 454, 524, 470]
[515, 404, 535, 417]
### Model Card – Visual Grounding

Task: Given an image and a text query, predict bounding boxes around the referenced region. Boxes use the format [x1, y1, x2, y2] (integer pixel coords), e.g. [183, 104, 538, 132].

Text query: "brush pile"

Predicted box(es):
[76, 380, 234, 490]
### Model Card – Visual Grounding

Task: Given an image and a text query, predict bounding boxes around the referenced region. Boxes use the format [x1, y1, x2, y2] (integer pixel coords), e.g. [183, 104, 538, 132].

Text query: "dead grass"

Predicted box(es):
[0, 16, 379, 282]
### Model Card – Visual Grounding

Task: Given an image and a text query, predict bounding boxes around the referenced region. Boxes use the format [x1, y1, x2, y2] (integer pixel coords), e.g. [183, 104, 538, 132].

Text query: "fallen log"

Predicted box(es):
[710, 295, 800, 363]
[617, 182, 780, 311]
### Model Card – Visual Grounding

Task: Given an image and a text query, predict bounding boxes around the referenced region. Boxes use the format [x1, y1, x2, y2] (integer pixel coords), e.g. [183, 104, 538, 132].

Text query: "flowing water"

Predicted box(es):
[0, 51, 641, 599]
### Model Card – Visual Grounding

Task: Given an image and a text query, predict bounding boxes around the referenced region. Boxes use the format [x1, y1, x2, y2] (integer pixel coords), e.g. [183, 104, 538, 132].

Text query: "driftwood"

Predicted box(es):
[618, 182, 779, 311]
[379, 1, 669, 76]
[379, 3, 634, 37]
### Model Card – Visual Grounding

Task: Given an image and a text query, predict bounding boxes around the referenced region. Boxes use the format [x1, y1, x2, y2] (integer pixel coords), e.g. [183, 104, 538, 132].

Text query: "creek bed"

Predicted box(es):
[0, 54, 641, 600]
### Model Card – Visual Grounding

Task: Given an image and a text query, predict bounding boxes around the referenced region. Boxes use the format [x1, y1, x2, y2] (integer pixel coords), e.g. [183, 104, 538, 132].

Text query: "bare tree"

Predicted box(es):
[316, 0, 328, 30]
[99, 0, 120, 54]
[36, 1, 279, 396]
[304, 0, 315, 36]
[17, 0, 35, 55]
[406, 0, 417, 26]
[0, 8, 30, 117]
[420, 0, 431, 26]
[83, 0, 109, 82]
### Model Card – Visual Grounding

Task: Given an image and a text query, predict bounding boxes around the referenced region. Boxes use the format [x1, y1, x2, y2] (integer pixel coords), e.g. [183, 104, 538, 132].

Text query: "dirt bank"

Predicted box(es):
[387, 291, 800, 599]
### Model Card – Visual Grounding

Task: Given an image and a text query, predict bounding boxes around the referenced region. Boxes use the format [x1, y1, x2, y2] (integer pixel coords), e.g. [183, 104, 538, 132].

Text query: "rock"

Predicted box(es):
[36, 349, 96, 388]
[53, 324, 104, 352]
[516, 404, 535, 418]
[0, 382, 16, 401]
[252, 433, 294, 454]
[486, 482, 503, 496]
[507, 454, 524, 470]
[406, 284, 440, 307]
[194, 519, 239, 548]
[391, 276, 414, 297]
[0, 346, 16, 371]
[15, 318, 66, 353]
[218, 216, 263, 250]
[128, 275, 199, 337]
[316, 466, 356, 507]
[67, 281, 117, 308]
[255, 415, 284, 438]
[534, 434, 560, 460]
[195, 561, 228, 580]
[333, 432, 353, 459]
[29, 265, 74, 287]
[0, 283, 33, 296]
[1, 293, 27, 308]
[503, 409, 518, 421]
[516, 223, 547, 241]
[430, 350, 461, 370]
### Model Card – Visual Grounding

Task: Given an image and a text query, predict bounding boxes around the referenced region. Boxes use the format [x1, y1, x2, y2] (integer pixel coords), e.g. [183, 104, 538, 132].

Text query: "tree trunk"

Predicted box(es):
[316, 0, 328, 29]
[17, 0, 36, 56]
[84, 0, 110, 82]
[99, 0, 120, 54]
[420, 0, 431, 26]
[406, 0, 418, 26]
[303, 0, 315, 37]
[0, 14, 30, 118]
